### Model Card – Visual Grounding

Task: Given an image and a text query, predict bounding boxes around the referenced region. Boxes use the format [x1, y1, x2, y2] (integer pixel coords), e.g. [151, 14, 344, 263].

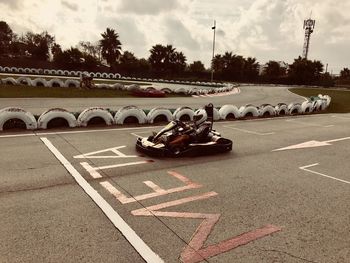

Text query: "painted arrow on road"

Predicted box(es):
[273, 136, 350, 151]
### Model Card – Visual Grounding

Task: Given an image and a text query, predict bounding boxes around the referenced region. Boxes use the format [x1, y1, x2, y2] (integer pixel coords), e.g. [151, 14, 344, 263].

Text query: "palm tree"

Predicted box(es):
[100, 28, 122, 66]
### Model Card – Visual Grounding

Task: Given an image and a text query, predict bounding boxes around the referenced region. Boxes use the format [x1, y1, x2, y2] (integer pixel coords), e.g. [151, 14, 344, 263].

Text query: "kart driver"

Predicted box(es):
[168, 109, 211, 150]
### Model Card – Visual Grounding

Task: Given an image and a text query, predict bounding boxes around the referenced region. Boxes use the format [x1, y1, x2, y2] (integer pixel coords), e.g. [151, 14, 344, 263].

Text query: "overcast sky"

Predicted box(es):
[1, 0, 349, 73]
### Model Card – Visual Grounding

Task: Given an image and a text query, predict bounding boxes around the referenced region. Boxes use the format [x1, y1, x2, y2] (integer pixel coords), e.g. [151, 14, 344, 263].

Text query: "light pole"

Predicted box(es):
[211, 20, 216, 82]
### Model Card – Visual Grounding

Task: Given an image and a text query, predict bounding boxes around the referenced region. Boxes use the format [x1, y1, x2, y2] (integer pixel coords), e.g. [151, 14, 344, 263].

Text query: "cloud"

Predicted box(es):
[0, 0, 20, 9]
[61, 0, 78, 11]
[163, 18, 200, 50]
[118, 0, 181, 15]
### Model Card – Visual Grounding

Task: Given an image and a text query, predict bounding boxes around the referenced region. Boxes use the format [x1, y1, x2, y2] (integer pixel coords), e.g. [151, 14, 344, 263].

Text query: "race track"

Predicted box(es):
[1, 113, 349, 262]
[0, 84, 303, 114]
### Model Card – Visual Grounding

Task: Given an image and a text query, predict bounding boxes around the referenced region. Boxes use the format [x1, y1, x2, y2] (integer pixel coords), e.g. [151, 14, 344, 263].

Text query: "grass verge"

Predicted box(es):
[0, 84, 188, 98]
[290, 87, 350, 113]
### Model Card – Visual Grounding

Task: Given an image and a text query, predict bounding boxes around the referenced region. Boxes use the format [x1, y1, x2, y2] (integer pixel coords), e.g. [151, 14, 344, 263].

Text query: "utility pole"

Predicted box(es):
[211, 20, 216, 82]
[302, 16, 316, 59]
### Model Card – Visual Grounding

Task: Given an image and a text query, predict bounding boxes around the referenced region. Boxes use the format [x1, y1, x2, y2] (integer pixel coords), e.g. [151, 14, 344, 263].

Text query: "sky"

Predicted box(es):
[1, 0, 349, 73]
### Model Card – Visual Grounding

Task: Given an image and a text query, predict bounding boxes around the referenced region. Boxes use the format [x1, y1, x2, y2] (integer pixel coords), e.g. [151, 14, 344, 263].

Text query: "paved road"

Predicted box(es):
[1, 113, 349, 262]
[0, 85, 304, 114]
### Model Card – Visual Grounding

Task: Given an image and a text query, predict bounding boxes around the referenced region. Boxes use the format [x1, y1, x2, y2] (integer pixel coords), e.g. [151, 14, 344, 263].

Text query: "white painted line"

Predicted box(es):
[223, 126, 275, 136]
[80, 162, 103, 179]
[40, 137, 163, 263]
[96, 161, 150, 171]
[131, 131, 152, 138]
[300, 163, 350, 185]
[286, 119, 334, 128]
[0, 126, 159, 139]
[74, 146, 138, 159]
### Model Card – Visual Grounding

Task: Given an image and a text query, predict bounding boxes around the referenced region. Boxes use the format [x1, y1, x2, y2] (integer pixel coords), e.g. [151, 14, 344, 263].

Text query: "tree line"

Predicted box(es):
[0, 20, 348, 86]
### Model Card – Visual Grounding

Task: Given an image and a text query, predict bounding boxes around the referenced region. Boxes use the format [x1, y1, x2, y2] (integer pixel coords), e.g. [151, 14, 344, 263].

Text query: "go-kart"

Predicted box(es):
[136, 104, 233, 157]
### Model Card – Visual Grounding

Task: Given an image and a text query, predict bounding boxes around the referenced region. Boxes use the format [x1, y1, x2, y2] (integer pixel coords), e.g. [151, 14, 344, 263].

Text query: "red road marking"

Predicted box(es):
[131, 192, 281, 263]
[100, 171, 202, 204]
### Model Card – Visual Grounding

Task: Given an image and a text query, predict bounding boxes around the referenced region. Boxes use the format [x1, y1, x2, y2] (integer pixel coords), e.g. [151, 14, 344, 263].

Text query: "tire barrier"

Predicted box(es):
[48, 78, 64, 88]
[127, 84, 140, 91]
[38, 108, 77, 129]
[95, 83, 111, 89]
[112, 83, 125, 90]
[174, 87, 187, 95]
[114, 106, 147, 125]
[0, 107, 37, 131]
[161, 88, 172, 94]
[275, 103, 289, 116]
[259, 104, 276, 117]
[32, 78, 48, 87]
[64, 79, 80, 88]
[173, 107, 194, 121]
[102, 73, 109, 78]
[219, 105, 241, 120]
[288, 103, 303, 115]
[147, 108, 173, 124]
[2, 77, 17, 85]
[301, 101, 313, 114]
[77, 107, 114, 127]
[17, 77, 33, 86]
[239, 105, 259, 118]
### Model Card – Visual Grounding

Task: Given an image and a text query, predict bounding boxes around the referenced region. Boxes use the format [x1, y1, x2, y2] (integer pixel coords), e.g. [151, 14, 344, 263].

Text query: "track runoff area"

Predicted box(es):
[1, 113, 349, 263]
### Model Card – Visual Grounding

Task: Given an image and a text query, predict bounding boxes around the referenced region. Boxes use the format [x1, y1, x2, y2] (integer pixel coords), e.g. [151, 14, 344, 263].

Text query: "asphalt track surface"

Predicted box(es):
[0, 85, 303, 114]
[1, 113, 349, 263]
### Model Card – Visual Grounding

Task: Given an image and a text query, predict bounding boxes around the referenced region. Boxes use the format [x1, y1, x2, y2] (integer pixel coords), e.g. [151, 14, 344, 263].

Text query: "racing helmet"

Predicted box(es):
[194, 109, 207, 126]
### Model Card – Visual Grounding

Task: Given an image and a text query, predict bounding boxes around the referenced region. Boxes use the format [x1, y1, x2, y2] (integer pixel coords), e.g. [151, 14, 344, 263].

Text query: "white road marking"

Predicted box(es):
[273, 136, 350, 151]
[74, 146, 138, 159]
[223, 125, 275, 136]
[0, 126, 158, 139]
[286, 119, 334, 128]
[300, 163, 350, 185]
[40, 137, 164, 263]
[131, 131, 152, 138]
[80, 162, 103, 179]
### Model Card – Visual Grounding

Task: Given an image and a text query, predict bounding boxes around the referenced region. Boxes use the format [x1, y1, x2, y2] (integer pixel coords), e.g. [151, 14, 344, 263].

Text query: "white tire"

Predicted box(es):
[114, 73, 121, 79]
[301, 101, 313, 114]
[275, 103, 289, 116]
[0, 107, 37, 131]
[95, 83, 111, 89]
[10, 67, 18, 73]
[114, 106, 147, 125]
[102, 73, 108, 78]
[57, 70, 64, 75]
[64, 79, 80, 88]
[17, 77, 33, 86]
[160, 88, 172, 94]
[32, 78, 48, 87]
[147, 108, 173, 124]
[24, 68, 31, 74]
[127, 84, 140, 91]
[108, 73, 114, 79]
[175, 87, 186, 94]
[38, 108, 77, 129]
[240, 105, 259, 118]
[4, 67, 10, 72]
[0, 66, 3, 72]
[95, 72, 102, 78]
[288, 103, 302, 115]
[90, 72, 96, 78]
[219, 105, 240, 120]
[173, 107, 194, 121]
[48, 78, 64, 88]
[110, 83, 124, 90]
[259, 104, 276, 117]
[44, 69, 50, 75]
[2, 77, 18, 85]
[78, 107, 114, 127]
